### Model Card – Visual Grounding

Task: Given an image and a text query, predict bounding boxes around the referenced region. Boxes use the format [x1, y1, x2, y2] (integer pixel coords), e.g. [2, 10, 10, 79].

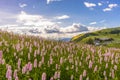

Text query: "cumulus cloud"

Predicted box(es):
[47, 0, 62, 4]
[103, 4, 118, 12]
[89, 22, 97, 25]
[0, 11, 101, 40]
[44, 26, 60, 33]
[60, 23, 88, 33]
[19, 3, 27, 8]
[17, 11, 56, 26]
[55, 15, 70, 20]
[84, 2, 96, 8]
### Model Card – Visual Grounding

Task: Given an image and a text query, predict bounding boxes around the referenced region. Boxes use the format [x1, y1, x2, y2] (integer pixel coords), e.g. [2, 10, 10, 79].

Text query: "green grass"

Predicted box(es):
[71, 27, 120, 48]
[0, 30, 120, 80]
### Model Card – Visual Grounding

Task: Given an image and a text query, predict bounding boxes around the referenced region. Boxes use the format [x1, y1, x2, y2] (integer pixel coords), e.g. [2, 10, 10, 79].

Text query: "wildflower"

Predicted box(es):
[6, 65, 12, 80]
[27, 62, 33, 71]
[14, 52, 16, 57]
[18, 59, 21, 70]
[15, 77, 19, 80]
[79, 75, 82, 80]
[83, 70, 87, 77]
[54, 71, 60, 79]
[103, 71, 106, 76]
[34, 51, 37, 57]
[105, 63, 108, 69]
[38, 61, 42, 67]
[0, 51, 2, 59]
[50, 56, 53, 65]
[104, 52, 111, 57]
[60, 57, 63, 64]
[13, 69, 18, 79]
[28, 53, 30, 60]
[114, 65, 117, 70]
[2, 59, 5, 64]
[34, 59, 37, 68]
[111, 69, 115, 78]
[50, 77, 54, 80]
[89, 60, 93, 69]
[41, 72, 46, 80]
[86, 77, 89, 80]
[94, 65, 97, 72]
[41, 56, 44, 63]
[22, 66, 27, 74]
[70, 75, 74, 80]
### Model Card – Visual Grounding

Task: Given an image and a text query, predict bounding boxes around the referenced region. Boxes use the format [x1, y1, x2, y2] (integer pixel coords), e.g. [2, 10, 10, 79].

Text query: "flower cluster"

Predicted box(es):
[0, 31, 120, 80]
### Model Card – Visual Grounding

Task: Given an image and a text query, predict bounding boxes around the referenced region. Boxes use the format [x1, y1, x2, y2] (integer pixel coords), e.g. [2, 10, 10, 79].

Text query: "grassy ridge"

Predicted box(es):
[71, 27, 120, 48]
[0, 30, 120, 80]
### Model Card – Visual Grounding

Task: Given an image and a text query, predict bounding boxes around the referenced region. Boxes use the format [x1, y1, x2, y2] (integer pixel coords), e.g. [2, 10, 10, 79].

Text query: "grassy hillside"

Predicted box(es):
[1, 30, 120, 80]
[71, 27, 120, 48]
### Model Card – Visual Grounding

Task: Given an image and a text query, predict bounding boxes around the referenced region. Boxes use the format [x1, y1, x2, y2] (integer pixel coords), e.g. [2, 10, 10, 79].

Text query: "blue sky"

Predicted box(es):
[0, 0, 120, 38]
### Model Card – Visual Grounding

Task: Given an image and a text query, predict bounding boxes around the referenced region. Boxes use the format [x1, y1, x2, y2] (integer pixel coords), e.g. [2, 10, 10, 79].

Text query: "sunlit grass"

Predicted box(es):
[0, 30, 120, 80]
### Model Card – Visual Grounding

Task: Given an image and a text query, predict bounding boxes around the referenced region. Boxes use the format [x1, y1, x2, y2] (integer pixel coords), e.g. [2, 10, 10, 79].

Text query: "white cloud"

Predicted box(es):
[108, 4, 118, 8]
[55, 15, 70, 20]
[0, 23, 90, 40]
[0, 11, 101, 40]
[84, 2, 96, 8]
[47, 0, 62, 4]
[60, 23, 88, 33]
[103, 4, 118, 12]
[103, 8, 112, 11]
[17, 11, 56, 26]
[88, 26, 106, 31]
[89, 22, 97, 25]
[19, 3, 27, 8]
[98, 3, 102, 6]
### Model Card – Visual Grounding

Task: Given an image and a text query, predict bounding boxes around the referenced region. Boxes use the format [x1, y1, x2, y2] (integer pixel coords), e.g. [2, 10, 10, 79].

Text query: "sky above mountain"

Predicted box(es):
[0, 0, 120, 39]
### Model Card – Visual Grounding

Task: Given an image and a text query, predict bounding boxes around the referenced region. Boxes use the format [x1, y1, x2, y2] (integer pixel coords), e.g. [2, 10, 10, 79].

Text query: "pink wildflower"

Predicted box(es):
[41, 72, 46, 80]
[94, 65, 98, 72]
[18, 58, 21, 70]
[27, 62, 33, 71]
[89, 60, 93, 69]
[0, 51, 2, 58]
[34, 59, 37, 68]
[114, 65, 117, 70]
[111, 69, 115, 78]
[79, 75, 82, 80]
[13, 69, 18, 79]
[6, 65, 12, 80]
[83, 70, 87, 77]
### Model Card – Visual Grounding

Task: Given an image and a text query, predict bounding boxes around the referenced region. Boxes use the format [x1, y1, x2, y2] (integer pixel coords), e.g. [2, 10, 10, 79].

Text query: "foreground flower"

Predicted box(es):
[6, 65, 12, 80]
[34, 59, 37, 68]
[83, 70, 87, 77]
[0, 51, 2, 58]
[41, 72, 46, 80]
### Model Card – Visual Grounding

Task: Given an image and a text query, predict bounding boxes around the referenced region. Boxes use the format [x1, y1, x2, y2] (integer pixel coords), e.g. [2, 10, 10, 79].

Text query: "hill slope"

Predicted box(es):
[0, 30, 120, 80]
[71, 27, 120, 48]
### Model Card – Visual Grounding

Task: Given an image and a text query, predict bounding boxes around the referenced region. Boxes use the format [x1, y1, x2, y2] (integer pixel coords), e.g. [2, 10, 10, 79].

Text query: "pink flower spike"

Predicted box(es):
[83, 70, 87, 77]
[34, 59, 37, 68]
[0, 51, 2, 59]
[41, 72, 46, 80]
